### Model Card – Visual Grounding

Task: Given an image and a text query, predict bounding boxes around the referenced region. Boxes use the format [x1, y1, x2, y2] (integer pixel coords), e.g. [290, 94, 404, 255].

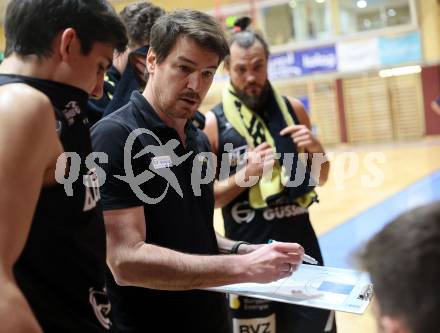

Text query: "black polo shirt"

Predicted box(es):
[91, 91, 229, 333]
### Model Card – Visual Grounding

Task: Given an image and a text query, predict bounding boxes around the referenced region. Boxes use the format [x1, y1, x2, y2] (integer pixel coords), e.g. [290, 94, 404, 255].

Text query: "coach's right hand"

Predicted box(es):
[238, 241, 304, 283]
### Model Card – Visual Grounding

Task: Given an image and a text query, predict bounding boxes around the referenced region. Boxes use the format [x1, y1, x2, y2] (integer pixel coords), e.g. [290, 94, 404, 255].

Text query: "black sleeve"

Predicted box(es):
[91, 119, 144, 210]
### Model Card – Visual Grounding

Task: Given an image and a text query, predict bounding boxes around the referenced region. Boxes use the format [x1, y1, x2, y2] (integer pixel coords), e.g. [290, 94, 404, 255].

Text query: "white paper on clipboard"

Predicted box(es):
[206, 265, 373, 314]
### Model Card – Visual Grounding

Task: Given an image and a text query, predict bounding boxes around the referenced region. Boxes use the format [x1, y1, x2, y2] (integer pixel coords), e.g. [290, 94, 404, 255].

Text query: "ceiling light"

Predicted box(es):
[379, 66, 422, 78]
[357, 0, 367, 9]
[387, 8, 396, 17]
[289, 0, 297, 8]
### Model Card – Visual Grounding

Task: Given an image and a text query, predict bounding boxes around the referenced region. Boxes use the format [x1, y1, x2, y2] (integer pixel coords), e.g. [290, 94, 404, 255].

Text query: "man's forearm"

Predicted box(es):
[307, 143, 330, 186]
[216, 233, 262, 255]
[108, 239, 306, 289]
[109, 242, 248, 290]
[214, 167, 248, 208]
[316, 159, 330, 185]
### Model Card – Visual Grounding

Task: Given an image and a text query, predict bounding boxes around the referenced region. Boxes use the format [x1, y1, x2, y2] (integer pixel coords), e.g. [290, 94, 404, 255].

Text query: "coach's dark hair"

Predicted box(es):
[355, 201, 440, 333]
[149, 9, 229, 65]
[120, 2, 165, 48]
[4, 0, 128, 58]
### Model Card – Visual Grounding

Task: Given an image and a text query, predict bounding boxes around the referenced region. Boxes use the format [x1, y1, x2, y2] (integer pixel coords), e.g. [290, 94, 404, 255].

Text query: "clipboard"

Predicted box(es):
[206, 265, 373, 314]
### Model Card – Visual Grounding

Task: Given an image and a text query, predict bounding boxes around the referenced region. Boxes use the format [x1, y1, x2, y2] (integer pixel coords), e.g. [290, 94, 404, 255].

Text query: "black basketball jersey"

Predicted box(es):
[0, 74, 111, 332]
[212, 97, 316, 245]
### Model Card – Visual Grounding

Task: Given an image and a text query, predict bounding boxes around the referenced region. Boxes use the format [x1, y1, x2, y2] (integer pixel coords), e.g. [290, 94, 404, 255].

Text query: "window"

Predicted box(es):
[262, 0, 332, 46]
[339, 0, 412, 34]
[262, 4, 294, 45]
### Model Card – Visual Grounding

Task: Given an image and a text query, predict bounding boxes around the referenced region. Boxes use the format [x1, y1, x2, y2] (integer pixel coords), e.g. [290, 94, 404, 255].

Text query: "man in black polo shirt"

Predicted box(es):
[92, 10, 305, 332]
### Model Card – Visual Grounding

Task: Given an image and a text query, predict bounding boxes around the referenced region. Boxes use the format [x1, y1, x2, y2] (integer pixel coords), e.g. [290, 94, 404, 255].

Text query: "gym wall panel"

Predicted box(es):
[343, 73, 425, 144]
[308, 82, 340, 145]
[388, 74, 425, 139]
[343, 76, 394, 143]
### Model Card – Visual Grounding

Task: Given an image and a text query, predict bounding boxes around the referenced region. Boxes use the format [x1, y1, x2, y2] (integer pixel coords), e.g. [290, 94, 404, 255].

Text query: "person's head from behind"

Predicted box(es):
[4, 0, 128, 98]
[356, 202, 440, 333]
[145, 9, 229, 120]
[121, 2, 165, 51]
[224, 19, 270, 110]
[117, 2, 165, 78]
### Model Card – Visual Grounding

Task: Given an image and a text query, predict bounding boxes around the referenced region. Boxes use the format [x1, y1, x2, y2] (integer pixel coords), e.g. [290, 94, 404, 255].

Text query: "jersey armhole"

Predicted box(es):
[283, 96, 300, 125]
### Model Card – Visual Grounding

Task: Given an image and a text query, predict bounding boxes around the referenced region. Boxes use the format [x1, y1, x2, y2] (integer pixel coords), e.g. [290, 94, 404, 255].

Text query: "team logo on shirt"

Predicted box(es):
[231, 201, 255, 224]
[62, 101, 82, 126]
[262, 204, 308, 221]
[152, 155, 173, 169]
[83, 168, 101, 211]
[89, 288, 112, 330]
[231, 201, 307, 223]
[232, 314, 275, 333]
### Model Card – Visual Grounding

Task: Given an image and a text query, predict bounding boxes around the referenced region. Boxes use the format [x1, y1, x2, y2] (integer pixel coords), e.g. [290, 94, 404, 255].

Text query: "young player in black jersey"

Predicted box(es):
[0, 1, 127, 332]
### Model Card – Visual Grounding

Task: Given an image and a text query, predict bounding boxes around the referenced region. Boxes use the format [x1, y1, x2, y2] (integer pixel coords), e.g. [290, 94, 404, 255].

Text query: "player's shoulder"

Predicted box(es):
[0, 83, 55, 130]
[0, 83, 58, 166]
[284, 95, 310, 128]
[285, 96, 305, 113]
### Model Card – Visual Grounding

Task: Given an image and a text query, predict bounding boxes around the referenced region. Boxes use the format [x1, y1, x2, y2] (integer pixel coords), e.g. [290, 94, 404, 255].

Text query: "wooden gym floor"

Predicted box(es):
[214, 136, 440, 333]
